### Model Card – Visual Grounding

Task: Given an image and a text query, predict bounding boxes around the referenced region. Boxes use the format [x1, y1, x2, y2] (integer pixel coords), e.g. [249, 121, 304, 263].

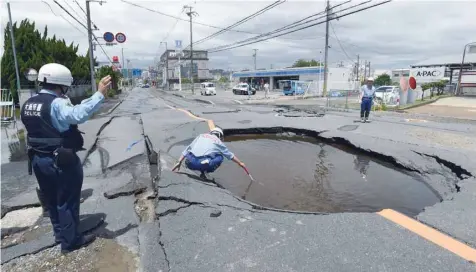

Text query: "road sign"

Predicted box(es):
[103, 32, 114, 43]
[409, 76, 417, 90]
[112, 56, 119, 63]
[116, 32, 126, 43]
[175, 40, 182, 49]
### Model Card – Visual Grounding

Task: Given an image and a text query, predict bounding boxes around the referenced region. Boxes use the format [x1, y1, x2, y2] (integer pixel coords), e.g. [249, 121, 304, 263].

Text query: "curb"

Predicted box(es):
[394, 96, 450, 111]
[193, 98, 214, 105]
[172, 93, 185, 98]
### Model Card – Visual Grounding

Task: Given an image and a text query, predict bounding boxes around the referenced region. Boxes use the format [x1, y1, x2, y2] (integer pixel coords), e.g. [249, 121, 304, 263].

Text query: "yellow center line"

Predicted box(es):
[167, 104, 215, 130]
[167, 103, 476, 262]
[378, 209, 476, 262]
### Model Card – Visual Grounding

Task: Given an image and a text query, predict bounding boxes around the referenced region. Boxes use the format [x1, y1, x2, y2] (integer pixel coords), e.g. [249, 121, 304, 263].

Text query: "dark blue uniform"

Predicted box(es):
[21, 90, 102, 252]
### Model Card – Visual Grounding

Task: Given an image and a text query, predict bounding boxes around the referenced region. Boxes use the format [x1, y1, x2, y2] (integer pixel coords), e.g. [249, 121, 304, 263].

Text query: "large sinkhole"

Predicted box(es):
[171, 132, 440, 216]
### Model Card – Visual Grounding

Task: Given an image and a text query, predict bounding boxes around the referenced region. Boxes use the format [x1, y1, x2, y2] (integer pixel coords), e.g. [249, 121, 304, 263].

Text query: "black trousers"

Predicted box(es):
[32, 153, 83, 250]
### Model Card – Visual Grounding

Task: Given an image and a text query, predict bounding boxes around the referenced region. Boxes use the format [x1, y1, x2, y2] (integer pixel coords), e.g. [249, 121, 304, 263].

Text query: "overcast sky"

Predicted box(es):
[1, 0, 475, 71]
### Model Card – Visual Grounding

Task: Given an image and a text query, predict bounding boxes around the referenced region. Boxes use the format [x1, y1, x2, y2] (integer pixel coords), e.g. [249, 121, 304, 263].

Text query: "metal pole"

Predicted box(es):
[185, 6, 195, 94]
[178, 53, 182, 92]
[7, 2, 21, 93]
[367, 61, 371, 78]
[253, 49, 258, 70]
[457, 42, 475, 95]
[121, 47, 125, 75]
[356, 54, 360, 83]
[86, 0, 96, 92]
[322, 0, 330, 97]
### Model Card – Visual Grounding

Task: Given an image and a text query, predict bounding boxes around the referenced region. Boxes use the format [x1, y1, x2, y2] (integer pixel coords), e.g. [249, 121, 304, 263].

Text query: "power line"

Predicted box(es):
[330, 21, 353, 62]
[208, 1, 391, 53]
[63, 0, 86, 24]
[207, 0, 370, 52]
[52, 0, 87, 29]
[192, 0, 286, 46]
[73, 0, 99, 30]
[42, 1, 86, 35]
[52, 0, 112, 63]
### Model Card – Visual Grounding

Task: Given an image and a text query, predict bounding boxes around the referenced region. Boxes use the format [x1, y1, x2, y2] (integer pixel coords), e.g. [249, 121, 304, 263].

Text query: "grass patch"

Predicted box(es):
[395, 94, 452, 110]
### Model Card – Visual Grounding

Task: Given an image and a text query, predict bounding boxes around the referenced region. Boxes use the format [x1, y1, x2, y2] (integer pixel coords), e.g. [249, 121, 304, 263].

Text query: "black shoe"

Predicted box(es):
[61, 234, 96, 254]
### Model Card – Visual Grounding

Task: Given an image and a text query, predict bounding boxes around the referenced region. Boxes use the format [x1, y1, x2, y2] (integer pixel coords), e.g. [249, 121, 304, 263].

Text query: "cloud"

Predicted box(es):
[1, 0, 475, 71]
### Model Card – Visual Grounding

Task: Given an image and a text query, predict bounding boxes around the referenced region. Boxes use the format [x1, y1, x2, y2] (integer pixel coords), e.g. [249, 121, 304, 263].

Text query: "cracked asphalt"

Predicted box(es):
[1, 87, 476, 271]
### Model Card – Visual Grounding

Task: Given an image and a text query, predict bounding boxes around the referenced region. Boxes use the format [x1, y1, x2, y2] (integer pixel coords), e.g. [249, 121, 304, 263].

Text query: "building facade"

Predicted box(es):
[232, 66, 355, 94]
[159, 50, 211, 85]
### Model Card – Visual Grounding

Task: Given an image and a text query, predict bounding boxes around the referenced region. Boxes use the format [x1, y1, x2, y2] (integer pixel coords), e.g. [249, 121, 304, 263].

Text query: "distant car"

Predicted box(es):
[232, 83, 256, 95]
[374, 86, 400, 105]
[142, 84, 150, 88]
[200, 82, 217, 96]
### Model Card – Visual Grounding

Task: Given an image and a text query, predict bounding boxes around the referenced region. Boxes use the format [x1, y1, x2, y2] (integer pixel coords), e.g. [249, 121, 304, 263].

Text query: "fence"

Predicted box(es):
[1, 89, 15, 123]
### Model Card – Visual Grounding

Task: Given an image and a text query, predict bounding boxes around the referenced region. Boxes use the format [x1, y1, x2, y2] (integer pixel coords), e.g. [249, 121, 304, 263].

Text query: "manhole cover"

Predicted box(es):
[212, 134, 439, 216]
[338, 125, 359, 131]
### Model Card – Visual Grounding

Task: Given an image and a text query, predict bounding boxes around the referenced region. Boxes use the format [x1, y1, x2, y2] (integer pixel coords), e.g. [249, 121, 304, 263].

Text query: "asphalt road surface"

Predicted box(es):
[1, 87, 475, 271]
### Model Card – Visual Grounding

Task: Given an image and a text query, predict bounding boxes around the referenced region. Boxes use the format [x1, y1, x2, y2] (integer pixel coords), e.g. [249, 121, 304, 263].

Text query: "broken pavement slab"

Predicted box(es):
[1, 213, 105, 265]
[159, 204, 474, 272]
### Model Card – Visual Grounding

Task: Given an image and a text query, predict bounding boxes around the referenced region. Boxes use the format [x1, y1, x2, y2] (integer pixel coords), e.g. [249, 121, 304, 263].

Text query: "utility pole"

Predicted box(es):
[185, 5, 197, 94]
[160, 42, 168, 90]
[253, 49, 258, 70]
[7, 2, 21, 92]
[356, 54, 360, 83]
[363, 61, 367, 79]
[322, 0, 330, 97]
[121, 47, 125, 77]
[86, 0, 96, 92]
[367, 61, 371, 78]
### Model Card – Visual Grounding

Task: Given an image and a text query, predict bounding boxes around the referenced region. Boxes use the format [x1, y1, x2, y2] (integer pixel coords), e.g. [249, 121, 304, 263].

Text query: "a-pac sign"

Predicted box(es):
[409, 67, 445, 83]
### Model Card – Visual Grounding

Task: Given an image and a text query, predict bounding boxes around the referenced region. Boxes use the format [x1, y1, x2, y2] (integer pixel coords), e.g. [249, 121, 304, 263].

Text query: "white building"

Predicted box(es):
[232, 66, 355, 95]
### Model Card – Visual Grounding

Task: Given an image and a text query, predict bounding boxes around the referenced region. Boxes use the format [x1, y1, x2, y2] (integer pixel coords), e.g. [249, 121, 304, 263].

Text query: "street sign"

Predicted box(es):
[112, 56, 119, 63]
[103, 32, 114, 43]
[116, 32, 126, 43]
[409, 76, 417, 90]
[175, 40, 182, 49]
[106, 42, 117, 46]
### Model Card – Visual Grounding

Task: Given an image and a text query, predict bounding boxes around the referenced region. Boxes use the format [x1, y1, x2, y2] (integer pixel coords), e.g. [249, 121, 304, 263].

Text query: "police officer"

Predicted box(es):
[360, 77, 376, 123]
[21, 63, 111, 254]
[171, 127, 247, 179]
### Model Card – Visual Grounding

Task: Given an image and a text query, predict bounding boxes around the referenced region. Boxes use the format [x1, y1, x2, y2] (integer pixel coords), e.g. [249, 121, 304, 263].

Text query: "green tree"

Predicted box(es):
[218, 76, 229, 83]
[374, 74, 392, 86]
[96, 65, 122, 93]
[1, 19, 92, 100]
[291, 59, 322, 68]
[421, 83, 431, 100]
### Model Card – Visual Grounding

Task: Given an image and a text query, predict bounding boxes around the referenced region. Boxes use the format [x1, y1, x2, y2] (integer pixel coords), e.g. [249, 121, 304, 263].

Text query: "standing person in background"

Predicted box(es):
[264, 82, 270, 99]
[360, 77, 376, 123]
[21, 63, 111, 254]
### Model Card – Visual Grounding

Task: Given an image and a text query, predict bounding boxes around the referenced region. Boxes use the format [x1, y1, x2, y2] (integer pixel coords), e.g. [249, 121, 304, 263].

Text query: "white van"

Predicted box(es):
[200, 82, 217, 96]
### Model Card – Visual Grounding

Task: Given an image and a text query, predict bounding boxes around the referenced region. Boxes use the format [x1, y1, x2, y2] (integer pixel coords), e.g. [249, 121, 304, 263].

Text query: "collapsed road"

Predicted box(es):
[1, 87, 476, 271]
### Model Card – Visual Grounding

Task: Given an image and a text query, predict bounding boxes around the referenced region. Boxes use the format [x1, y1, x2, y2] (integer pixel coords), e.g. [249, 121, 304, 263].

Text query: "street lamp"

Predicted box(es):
[160, 42, 169, 90]
[456, 41, 476, 96]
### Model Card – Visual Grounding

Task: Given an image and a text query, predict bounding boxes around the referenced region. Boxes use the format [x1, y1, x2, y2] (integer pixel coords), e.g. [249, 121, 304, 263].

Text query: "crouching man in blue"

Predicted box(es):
[21, 63, 111, 254]
[360, 77, 376, 123]
[171, 127, 247, 179]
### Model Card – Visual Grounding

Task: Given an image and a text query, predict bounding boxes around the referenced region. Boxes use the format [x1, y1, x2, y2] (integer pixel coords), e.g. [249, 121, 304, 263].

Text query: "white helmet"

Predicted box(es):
[367, 77, 374, 81]
[38, 63, 73, 87]
[210, 127, 224, 139]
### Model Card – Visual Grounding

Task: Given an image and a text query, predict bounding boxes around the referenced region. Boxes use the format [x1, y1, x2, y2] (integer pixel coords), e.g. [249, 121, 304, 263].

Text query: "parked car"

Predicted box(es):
[232, 83, 256, 95]
[374, 86, 400, 105]
[200, 82, 217, 96]
[142, 84, 150, 88]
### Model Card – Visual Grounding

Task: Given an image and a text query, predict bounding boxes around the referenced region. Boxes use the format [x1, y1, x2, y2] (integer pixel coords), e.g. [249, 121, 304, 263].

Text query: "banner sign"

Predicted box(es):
[409, 67, 445, 83]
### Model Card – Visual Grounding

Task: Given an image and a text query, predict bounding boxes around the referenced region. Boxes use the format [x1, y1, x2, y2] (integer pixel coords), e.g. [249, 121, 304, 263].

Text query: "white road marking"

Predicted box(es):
[232, 99, 243, 105]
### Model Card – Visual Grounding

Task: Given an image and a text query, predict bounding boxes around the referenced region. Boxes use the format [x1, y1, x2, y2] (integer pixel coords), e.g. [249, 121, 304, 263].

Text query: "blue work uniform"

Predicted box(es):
[20, 89, 104, 251]
[360, 85, 376, 118]
[182, 133, 234, 173]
